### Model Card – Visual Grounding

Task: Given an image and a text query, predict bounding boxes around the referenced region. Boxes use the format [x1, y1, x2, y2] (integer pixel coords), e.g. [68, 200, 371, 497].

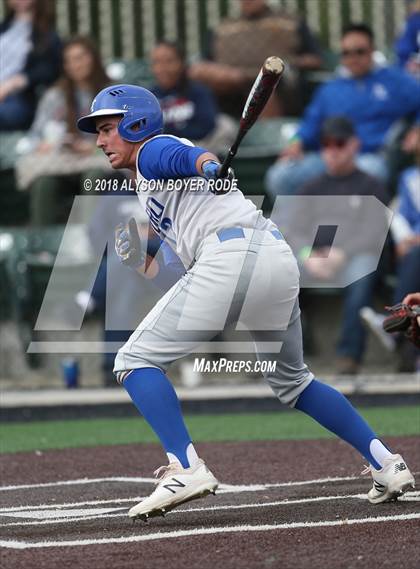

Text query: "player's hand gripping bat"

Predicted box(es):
[218, 56, 285, 178]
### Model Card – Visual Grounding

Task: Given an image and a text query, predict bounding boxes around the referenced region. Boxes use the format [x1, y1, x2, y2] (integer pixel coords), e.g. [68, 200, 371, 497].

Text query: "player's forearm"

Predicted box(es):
[135, 258, 159, 279]
[196, 152, 220, 176]
[148, 260, 185, 290]
[136, 244, 185, 289]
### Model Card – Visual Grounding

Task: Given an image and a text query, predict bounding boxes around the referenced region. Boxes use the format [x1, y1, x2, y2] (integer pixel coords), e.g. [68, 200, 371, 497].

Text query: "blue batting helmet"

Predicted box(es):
[77, 84, 163, 142]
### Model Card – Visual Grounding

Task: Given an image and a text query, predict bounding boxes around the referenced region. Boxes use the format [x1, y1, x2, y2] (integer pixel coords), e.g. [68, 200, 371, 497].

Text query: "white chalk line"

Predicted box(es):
[3, 482, 419, 515]
[0, 474, 367, 515]
[1, 492, 419, 528]
[0, 473, 368, 493]
[0, 476, 155, 492]
[0, 473, 417, 514]
[3, 506, 125, 521]
[1, 512, 127, 528]
[1, 513, 420, 549]
[0, 496, 145, 513]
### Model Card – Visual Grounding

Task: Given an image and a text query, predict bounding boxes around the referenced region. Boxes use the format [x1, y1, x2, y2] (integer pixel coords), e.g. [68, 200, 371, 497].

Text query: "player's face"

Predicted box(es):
[340, 33, 373, 77]
[95, 116, 137, 170]
[151, 44, 185, 90]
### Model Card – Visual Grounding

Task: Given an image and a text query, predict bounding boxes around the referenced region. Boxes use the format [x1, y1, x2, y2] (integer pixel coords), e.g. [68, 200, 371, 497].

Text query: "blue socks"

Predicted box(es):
[123, 368, 193, 468]
[124, 369, 389, 471]
[295, 379, 384, 469]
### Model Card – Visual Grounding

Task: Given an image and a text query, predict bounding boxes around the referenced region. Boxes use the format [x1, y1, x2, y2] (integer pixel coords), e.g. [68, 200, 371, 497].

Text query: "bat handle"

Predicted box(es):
[218, 148, 236, 178]
[218, 136, 244, 178]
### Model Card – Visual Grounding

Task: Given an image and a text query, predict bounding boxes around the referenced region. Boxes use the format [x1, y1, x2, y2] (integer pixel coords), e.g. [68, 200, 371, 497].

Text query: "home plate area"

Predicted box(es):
[0, 438, 419, 569]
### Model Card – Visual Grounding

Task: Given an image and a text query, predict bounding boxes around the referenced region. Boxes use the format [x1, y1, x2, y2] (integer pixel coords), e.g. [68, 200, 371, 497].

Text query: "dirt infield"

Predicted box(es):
[1, 436, 419, 569]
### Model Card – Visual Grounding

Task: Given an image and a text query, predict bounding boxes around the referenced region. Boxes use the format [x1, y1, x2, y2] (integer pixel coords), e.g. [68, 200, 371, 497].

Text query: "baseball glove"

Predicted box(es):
[383, 303, 420, 349]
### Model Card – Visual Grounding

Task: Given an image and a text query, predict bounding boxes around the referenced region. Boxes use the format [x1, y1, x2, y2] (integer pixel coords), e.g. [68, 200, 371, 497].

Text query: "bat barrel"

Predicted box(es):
[218, 56, 286, 181]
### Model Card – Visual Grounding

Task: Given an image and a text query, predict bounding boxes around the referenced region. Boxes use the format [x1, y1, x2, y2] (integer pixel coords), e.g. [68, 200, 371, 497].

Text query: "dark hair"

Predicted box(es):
[321, 116, 355, 140]
[154, 40, 186, 63]
[58, 36, 110, 135]
[152, 40, 189, 92]
[6, 0, 55, 48]
[342, 23, 374, 44]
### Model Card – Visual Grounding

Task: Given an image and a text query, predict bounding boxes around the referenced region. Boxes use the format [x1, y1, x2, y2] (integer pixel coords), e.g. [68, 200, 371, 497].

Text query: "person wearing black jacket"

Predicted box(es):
[284, 117, 390, 374]
[149, 40, 236, 156]
[0, 0, 61, 131]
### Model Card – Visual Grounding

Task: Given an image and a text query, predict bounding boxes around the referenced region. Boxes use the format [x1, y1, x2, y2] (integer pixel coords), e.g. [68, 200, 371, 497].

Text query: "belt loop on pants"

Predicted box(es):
[216, 227, 284, 243]
[271, 229, 284, 241]
[216, 227, 245, 242]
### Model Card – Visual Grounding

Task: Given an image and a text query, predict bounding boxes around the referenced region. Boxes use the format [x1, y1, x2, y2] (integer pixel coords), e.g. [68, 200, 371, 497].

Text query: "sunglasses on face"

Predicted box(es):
[321, 138, 349, 149]
[341, 48, 370, 58]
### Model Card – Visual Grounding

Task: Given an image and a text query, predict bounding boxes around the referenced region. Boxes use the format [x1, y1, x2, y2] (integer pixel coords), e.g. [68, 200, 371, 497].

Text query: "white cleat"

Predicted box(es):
[363, 454, 415, 504]
[128, 459, 219, 521]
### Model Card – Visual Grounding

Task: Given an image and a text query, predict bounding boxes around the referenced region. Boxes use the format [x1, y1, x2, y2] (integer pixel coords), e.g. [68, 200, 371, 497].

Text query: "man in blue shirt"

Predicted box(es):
[266, 23, 420, 200]
[395, 0, 420, 73]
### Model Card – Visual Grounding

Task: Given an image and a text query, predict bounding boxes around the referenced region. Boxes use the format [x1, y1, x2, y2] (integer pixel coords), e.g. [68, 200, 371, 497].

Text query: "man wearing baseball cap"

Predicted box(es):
[286, 116, 389, 374]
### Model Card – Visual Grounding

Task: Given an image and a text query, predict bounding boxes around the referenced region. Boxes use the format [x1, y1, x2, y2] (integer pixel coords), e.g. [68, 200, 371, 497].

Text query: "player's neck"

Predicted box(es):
[127, 143, 143, 171]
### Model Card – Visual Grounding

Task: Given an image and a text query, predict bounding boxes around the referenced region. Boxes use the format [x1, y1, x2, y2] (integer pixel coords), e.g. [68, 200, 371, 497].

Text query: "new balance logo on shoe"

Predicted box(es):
[128, 460, 219, 520]
[163, 478, 187, 494]
[365, 454, 415, 504]
[373, 480, 385, 492]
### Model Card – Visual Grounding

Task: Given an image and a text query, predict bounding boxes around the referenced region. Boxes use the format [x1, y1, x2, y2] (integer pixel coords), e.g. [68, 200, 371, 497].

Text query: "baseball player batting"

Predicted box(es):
[78, 83, 414, 521]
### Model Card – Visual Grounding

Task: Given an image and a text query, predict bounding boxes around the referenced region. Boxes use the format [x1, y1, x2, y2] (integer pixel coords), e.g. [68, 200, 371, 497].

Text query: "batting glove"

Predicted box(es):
[202, 160, 235, 181]
[115, 218, 145, 269]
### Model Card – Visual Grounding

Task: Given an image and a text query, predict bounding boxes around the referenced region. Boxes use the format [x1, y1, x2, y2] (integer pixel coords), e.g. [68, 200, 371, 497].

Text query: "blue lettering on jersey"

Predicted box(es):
[161, 217, 172, 231]
[146, 197, 173, 235]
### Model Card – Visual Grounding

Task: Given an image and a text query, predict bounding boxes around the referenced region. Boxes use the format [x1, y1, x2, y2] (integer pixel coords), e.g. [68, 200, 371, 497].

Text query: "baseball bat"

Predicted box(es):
[218, 56, 285, 178]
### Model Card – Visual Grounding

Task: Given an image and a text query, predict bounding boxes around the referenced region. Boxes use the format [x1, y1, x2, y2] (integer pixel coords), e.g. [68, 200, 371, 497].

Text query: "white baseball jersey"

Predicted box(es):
[135, 135, 276, 267]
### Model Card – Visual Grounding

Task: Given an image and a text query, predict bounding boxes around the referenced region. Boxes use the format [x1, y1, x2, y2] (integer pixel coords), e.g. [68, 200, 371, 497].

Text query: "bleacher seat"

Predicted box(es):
[0, 131, 25, 170]
[0, 225, 94, 366]
[107, 59, 154, 88]
[0, 133, 30, 226]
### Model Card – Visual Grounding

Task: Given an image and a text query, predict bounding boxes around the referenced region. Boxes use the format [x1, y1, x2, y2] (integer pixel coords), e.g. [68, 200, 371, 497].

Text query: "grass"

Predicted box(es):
[1, 405, 419, 454]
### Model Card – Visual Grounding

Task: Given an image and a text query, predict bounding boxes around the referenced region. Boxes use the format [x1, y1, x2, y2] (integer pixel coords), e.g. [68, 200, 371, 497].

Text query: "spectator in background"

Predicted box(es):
[361, 147, 420, 372]
[286, 117, 389, 375]
[0, 0, 61, 131]
[189, 0, 322, 118]
[394, 0, 420, 76]
[150, 41, 235, 156]
[389, 154, 420, 371]
[15, 36, 111, 225]
[83, 190, 162, 386]
[392, 160, 420, 304]
[265, 23, 420, 200]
